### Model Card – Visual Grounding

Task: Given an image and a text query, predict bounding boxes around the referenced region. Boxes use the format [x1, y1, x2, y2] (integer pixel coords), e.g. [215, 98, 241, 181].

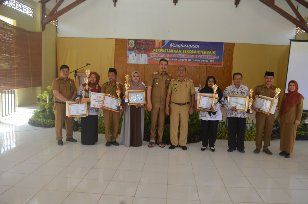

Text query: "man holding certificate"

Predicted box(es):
[101, 68, 124, 146]
[253, 71, 279, 155]
[223, 73, 249, 153]
[52, 65, 77, 146]
[166, 66, 195, 150]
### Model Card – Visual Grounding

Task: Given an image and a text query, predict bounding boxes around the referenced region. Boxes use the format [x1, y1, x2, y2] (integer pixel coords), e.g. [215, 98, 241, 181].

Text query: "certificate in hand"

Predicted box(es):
[253, 95, 274, 114]
[227, 95, 248, 112]
[90, 92, 105, 108]
[103, 94, 120, 112]
[66, 102, 88, 117]
[197, 93, 215, 110]
[127, 90, 146, 105]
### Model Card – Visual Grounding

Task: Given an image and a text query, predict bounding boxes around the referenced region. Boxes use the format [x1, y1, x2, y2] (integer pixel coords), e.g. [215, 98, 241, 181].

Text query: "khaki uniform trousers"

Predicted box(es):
[170, 103, 190, 146]
[104, 109, 121, 142]
[255, 112, 275, 150]
[150, 103, 166, 143]
[54, 103, 74, 140]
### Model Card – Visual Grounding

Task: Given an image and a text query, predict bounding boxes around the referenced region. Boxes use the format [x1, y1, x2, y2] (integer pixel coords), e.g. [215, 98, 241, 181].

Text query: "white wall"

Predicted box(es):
[54, 0, 305, 45]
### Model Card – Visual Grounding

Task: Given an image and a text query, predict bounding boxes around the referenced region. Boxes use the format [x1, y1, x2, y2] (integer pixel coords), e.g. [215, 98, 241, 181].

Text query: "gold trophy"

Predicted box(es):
[82, 69, 91, 98]
[211, 84, 218, 111]
[274, 88, 281, 98]
[116, 82, 122, 110]
[247, 89, 254, 114]
[124, 74, 131, 102]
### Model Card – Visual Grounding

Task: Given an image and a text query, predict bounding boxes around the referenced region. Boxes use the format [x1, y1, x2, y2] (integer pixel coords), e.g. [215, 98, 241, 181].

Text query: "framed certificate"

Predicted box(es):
[90, 92, 105, 108]
[66, 102, 88, 117]
[227, 95, 249, 112]
[127, 90, 146, 105]
[253, 95, 276, 114]
[103, 94, 121, 112]
[197, 93, 217, 110]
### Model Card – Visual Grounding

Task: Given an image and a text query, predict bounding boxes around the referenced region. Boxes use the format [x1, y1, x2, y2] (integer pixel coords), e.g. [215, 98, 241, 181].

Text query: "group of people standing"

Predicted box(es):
[51, 59, 304, 158]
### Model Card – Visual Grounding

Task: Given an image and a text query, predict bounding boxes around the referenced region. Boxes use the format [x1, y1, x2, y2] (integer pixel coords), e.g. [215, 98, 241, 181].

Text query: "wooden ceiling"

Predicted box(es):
[1, 0, 306, 32]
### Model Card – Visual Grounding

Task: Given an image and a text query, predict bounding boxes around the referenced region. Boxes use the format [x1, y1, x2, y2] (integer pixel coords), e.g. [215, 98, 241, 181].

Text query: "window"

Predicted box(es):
[0, 15, 16, 26]
[3, 0, 34, 17]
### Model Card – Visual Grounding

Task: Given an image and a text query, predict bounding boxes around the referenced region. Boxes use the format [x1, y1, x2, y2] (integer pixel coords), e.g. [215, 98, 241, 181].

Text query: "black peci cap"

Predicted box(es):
[264, 71, 274, 77]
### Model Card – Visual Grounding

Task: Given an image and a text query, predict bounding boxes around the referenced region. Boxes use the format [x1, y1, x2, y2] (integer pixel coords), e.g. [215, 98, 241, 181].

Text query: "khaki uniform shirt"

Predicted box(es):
[51, 77, 77, 102]
[101, 81, 124, 98]
[168, 78, 195, 104]
[254, 84, 277, 98]
[147, 72, 171, 104]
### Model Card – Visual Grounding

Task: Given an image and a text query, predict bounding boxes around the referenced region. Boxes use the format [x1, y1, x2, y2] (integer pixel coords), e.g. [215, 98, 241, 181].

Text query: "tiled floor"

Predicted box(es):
[1, 112, 308, 203]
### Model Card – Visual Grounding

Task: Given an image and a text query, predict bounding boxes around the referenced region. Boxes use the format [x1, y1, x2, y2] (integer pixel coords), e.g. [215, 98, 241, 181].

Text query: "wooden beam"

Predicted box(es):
[173, 0, 178, 5]
[259, 0, 308, 32]
[48, 0, 64, 17]
[113, 0, 117, 7]
[41, 0, 46, 31]
[286, 0, 306, 23]
[295, 0, 308, 8]
[43, 0, 86, 26]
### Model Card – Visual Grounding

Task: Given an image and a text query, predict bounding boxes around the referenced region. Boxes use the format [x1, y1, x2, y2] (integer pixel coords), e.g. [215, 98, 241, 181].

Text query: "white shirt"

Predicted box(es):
[199, 103, 222, 121]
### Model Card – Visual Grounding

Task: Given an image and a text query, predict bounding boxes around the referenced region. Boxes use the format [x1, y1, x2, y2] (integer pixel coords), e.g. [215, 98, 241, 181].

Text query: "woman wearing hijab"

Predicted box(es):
[199, 76, 223, 152]
[279, 80, 304, 158]
[120, 71, 146, 147]
[77, 72, 101, 145]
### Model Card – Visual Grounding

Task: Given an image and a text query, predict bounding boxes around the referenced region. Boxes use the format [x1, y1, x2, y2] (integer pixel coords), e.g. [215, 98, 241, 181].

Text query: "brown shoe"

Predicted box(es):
[253, 148, 260, 154]
[148, 142, 155, 148]
[263, 148, 273, 155]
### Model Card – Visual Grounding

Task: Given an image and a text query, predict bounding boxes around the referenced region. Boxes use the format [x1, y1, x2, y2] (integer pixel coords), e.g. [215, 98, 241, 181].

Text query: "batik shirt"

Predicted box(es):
[223, 84, 249, 118]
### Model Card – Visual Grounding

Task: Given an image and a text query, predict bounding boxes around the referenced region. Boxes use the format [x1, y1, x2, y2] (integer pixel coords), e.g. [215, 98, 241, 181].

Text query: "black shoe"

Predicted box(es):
[227, 148, 234, 152]
[169, 145, 176, 149]
[263, 148, 273, 155]
[105, 141, 112, 146]
[210, 147, 215, 152]
[253, 148, 260, 154]
[279, 151, 287, 156]
[201, 146, 207, 151]
[66, 138, 77, 142]
[238, 149, 245, 153]
[180, 146, 187, 150]
[57, 140, 63, 146]
[112, 141, 119, 146]
[285, 153, 290, 158]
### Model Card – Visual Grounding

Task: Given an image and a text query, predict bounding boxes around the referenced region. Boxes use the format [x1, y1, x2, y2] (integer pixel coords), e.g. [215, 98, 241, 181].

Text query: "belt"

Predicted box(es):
[55, 101, 65, 104]
[171, 102, 190, 106]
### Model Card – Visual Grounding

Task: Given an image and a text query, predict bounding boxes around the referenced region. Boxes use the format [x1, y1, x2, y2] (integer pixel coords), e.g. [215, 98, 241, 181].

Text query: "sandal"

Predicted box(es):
[148, 142, 155, 148]
[158, 143, 166, 148]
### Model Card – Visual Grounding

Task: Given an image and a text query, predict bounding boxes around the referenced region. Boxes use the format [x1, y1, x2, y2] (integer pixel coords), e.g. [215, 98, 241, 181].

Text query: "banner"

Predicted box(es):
[127, 39, 224, 67]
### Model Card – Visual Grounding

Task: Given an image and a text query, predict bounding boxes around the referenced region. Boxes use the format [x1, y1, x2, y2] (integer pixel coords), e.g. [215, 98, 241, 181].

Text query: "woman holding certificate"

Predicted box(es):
[120, 71, 146, 147]
[199, 76, 223, 152]
[279, 80, 304, 158]
[77, 72, 101, 145]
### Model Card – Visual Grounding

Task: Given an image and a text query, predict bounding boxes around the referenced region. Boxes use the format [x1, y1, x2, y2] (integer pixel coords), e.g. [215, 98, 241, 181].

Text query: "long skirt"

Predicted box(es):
[81, 115, 98, 145]
[280, 122, 297, 153]
[120, 106, 144, 147]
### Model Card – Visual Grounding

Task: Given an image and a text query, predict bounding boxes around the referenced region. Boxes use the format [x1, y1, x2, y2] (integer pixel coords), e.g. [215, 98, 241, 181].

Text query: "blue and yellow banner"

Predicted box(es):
[127, 39, 224, 67]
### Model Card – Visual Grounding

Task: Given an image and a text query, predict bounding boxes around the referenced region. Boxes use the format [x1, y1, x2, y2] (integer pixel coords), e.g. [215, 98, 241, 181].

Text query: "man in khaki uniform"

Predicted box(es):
[147, 58, 171, 148]
[101, 68, 124, 146]
[253, 71, 279, 155]
[52, 64, 77, 146]
[166, 66, 194, 150]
